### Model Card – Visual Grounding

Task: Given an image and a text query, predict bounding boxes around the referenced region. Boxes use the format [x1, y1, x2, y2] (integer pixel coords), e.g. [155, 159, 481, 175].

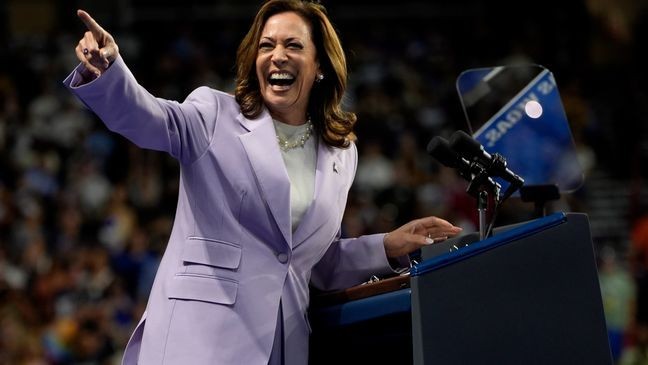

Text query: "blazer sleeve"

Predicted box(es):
[62, 56, 219, 164]
[310, 231, 401, 292]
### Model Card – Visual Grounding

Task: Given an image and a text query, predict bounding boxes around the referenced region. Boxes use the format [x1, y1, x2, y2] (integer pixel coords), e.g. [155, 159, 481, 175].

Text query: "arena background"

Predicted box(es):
[1, 0, 647, 363]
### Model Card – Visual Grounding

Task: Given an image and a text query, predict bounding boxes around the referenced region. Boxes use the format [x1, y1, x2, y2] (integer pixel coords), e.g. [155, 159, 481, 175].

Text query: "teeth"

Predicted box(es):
[270, 73, 294, 80]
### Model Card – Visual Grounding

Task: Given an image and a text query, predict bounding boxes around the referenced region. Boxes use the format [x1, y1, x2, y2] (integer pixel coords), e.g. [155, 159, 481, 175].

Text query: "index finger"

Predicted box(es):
[417, 216, 456, 228]
[77, 9, 104, 38]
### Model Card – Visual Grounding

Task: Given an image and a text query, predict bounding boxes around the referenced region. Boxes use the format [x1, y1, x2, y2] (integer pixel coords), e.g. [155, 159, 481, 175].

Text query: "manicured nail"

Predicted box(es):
[425, 237, 434, 244]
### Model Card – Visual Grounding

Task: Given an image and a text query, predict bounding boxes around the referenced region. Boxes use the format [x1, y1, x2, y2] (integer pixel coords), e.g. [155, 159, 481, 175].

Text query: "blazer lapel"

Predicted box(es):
[292, 141, 344, 248]
[238, 112, 292, 247]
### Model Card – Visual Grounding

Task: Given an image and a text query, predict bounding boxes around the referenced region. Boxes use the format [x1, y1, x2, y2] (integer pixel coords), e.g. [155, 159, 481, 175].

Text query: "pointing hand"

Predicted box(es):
[75, 10, 119, 78]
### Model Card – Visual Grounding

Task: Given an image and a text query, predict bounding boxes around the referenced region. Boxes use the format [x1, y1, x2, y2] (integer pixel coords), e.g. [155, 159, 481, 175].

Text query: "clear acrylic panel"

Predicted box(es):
[456, 64, 584, 195]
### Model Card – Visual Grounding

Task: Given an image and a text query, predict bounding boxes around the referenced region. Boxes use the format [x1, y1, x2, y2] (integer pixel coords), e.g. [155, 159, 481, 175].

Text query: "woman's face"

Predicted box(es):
[256, 11, 320, 124]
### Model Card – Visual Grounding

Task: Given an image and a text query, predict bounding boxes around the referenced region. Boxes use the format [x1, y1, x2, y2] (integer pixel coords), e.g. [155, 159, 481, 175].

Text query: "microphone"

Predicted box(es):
[427, 136, 500, 192]
[426, 136, 473, 181]
[449, 130, 524, 190]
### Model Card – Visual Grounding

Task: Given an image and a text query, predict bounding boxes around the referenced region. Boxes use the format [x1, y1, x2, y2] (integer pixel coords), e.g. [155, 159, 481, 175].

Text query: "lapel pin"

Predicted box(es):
[333, 162, 339, 174]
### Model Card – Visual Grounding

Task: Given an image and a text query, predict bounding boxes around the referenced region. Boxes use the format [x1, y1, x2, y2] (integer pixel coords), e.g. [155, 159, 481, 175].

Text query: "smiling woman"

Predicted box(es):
[236, 0, 356, 148]
[62, 0, 462, 364]
[255, 11, 320, 125]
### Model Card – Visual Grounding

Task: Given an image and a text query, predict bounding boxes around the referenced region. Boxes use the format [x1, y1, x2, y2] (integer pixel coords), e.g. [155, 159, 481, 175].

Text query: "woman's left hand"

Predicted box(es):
[383, 216, 463, 258]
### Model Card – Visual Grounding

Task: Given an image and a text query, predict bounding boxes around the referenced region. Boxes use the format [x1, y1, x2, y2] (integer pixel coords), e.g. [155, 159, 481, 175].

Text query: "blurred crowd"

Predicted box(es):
[1, 0, 648, 364]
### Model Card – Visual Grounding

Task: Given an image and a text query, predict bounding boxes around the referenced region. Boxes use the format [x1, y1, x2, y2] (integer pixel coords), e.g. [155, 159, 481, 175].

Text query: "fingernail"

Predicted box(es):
[425, 237, 434, 244]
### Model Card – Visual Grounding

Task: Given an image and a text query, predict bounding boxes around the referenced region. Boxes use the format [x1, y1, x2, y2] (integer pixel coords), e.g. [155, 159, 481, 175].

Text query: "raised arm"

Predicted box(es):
[65, 10, 220, 164]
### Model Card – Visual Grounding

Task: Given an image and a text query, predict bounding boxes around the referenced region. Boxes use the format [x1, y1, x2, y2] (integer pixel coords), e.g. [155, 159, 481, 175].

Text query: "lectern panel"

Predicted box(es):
[411, 213, 611, 365]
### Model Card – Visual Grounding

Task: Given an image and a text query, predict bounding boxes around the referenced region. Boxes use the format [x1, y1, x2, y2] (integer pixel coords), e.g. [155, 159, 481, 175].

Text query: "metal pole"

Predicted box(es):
[478, 190, 488, 240]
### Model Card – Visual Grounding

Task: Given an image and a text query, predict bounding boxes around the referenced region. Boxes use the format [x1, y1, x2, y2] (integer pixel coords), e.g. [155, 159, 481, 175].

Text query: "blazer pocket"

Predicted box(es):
[182, 237, 242, 269]
[168, 273, 238, 305]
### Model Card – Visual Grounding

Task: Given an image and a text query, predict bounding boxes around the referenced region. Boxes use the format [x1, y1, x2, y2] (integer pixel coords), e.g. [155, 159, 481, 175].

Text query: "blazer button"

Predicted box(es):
[276, 252, 289, 264]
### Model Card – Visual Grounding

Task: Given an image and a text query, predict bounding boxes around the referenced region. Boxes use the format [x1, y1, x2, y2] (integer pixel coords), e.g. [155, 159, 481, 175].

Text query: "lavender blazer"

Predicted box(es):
[64, 57, 398, 365]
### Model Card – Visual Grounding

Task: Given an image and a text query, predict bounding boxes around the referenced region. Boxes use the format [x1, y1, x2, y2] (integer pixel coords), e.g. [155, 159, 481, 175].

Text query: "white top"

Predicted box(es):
[273, 120, 317, 232]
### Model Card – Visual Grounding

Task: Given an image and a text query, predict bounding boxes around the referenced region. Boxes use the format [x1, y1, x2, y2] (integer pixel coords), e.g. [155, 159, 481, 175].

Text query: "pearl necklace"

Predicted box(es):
[276, 118, 314, 151]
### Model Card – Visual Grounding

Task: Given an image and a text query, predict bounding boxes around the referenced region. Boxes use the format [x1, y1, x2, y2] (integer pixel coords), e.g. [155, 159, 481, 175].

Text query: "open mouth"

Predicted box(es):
[268, 72, 296, 87]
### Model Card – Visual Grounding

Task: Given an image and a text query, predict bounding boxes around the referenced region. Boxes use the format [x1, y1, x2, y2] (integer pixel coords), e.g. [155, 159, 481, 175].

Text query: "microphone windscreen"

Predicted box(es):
[449, 130, 483, 159]
[427, 136, 460, 168]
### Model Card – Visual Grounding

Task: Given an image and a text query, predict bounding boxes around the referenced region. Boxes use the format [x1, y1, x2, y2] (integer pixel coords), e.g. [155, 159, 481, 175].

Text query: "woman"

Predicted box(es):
[64, 1, 462, 364]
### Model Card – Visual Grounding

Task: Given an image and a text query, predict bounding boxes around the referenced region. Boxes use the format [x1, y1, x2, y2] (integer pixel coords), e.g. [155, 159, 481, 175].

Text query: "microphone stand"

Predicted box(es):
[465, 164, 501, 240]
[478, 191, 488, 241]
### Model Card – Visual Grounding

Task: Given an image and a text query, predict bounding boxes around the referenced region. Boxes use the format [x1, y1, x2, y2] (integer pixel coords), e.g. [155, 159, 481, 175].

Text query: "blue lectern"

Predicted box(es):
[309, 213, 612, 365]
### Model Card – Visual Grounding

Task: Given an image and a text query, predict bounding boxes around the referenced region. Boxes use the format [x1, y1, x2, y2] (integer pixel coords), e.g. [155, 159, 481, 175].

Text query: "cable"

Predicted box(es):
[485, 196, 501, 238]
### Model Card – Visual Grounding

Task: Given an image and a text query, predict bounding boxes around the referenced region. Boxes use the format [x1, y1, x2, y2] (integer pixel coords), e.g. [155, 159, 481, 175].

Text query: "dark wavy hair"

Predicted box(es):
[235, 0, 356, 148]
